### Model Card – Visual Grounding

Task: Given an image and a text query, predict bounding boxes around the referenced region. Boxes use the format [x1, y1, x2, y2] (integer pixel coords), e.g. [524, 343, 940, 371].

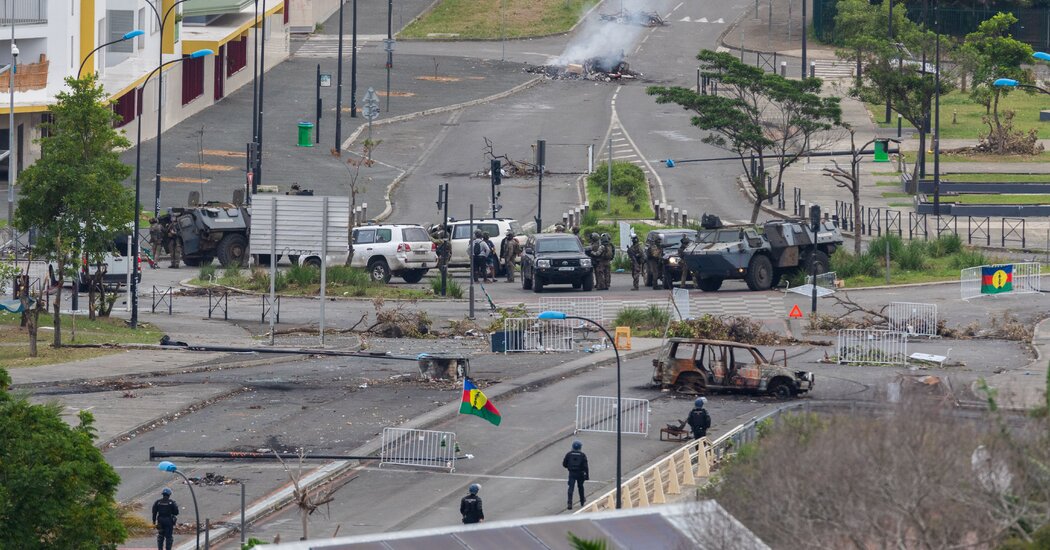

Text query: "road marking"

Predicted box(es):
[697, 17, 708, 23]
[163, 176, 211, 184]
[680, 16, 691, 22]
[176, 162, 234, 171]
[354, 466, 603, 484]
[202, 149, 246, 158]
[613, 154, 638, 159]
[673, 2, 684, 10]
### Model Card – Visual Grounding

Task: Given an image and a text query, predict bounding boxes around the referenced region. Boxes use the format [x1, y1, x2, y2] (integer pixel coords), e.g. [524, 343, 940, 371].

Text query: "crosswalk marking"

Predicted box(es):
[294, 34, 385, 58]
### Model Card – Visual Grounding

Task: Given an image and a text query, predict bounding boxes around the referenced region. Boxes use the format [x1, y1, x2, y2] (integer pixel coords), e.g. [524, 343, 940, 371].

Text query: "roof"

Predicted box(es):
[531, 233, 580, 239]
[665, 337, 763, 350]
[267, 502, 769, 550]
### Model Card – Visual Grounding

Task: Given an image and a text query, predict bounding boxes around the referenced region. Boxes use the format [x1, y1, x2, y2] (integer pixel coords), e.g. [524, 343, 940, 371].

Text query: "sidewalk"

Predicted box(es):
[985, 316, 1050, 410]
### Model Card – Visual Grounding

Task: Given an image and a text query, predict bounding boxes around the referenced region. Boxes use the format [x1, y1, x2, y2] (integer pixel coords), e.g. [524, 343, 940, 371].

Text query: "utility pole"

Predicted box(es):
[385, 0, 393, 112]
[606, 136, 612, 213]
[801, 0, 808, 77]
[350, 0, 358, 118]
[249, 0, 260, 195]
[809, 204, 820, 313]
[535, 140, 545, 232]
[885, 0, 893, 123]
[256, 9, 267, 187]
[490, 159, 501, 216]
[335, 0, 344, 152]
[932, 0, 941, 216]
[8, 14, 16, 224]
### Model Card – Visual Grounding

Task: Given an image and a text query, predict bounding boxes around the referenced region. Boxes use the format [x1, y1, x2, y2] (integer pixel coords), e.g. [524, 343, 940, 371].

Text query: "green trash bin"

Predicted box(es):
[297, 122, 314, 148]
[873, 138, 889, 163]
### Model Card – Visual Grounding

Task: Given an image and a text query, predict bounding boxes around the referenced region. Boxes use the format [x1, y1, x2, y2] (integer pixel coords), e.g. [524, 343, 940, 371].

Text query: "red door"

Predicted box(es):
[214, 44, 225, 100]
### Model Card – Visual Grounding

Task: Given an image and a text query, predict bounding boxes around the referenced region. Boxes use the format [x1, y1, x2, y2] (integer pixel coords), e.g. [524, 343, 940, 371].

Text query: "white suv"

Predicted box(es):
[443, 218, 527, 271]
[350, 224, 437, 283]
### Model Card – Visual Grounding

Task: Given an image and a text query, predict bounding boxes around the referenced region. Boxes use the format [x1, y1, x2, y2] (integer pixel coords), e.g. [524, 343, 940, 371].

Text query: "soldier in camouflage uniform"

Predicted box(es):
[434, 227, 452, 278]
[165, 215, 182, 268]
[500, 229, 521, 283]
[627, 234, 644, 290]
[646, 234, 663, 289]
[149, 217, 167, 258]
[599, 233, 614, 290]
[677, 234, 692, 288]
[585, 232, 601, 290]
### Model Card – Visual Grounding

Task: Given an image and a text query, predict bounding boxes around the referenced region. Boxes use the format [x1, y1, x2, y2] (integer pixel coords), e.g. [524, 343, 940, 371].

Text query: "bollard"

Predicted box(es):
[653, 200, 661, 221]
[568, 210, 575, 229]
[780, 61, 787, 77]
[810, 62, 816, 77]
[583, 202, 590, 215]
[664, 207, 673, 225]
[361, 202, 368, 221]
[681, 210, 688, 227]
[562, 213, 569, 228]
[897, 114, 903, 138]
[673, 207, 680, 227]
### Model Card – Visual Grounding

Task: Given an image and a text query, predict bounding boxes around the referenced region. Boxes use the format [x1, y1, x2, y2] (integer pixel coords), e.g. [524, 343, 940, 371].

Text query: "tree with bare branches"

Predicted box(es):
[821, 127, 876, 255]
[341, 139, 379, 267]
[273, 449, 351, 541]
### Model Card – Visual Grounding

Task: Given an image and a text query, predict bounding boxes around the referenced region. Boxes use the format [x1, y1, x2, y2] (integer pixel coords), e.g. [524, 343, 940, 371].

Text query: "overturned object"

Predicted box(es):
[599, 9, 667, 27]
[417, 353, 470, 381]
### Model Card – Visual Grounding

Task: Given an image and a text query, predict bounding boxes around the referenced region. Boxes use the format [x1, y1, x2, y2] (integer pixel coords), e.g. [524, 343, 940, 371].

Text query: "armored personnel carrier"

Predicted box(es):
[681, 215, 843, 291]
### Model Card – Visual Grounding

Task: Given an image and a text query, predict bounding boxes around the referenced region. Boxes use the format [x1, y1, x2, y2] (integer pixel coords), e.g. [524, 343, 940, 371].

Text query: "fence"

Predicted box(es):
[574, 395, 651, 436]
[836, 329, 908, 365]
[207, 289, 228, 320]
[887, 302, 938, 338]
[962, 262, 1043, 300]
[152, 286, 172, 315]
[805, 271, 837, 289]
[379, 427, 457, 472]
[261, 295, 280, 324]
[577, 402, 811, 513]
[503, 318, 575, 352]
[670, 288, 690, 321]
[537, 296, 604, 325]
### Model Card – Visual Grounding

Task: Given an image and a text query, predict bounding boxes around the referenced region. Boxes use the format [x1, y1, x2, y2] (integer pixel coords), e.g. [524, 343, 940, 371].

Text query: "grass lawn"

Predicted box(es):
[876, 180, 902, 187]
[868, 89, 1050, 140]
[0, 313, 162, 368]
[901, 150, 1050, 163]
[190, 268, 434, 300]
[888, 202, 914, 208]
[400, 0, 595, 39]
[881, 192, 912, 198]
[942, 173, 1050, 183]
[872, 171, 902, 176]
[952, 194, 1050, 205]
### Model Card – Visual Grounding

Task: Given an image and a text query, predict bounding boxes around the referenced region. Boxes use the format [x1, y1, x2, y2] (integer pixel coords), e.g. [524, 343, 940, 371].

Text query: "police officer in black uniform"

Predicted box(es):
[687, 397, 712, 439]
[460, 483, 485, 524]
[562, 440, 589, 510]
[151, 487, 179, 550]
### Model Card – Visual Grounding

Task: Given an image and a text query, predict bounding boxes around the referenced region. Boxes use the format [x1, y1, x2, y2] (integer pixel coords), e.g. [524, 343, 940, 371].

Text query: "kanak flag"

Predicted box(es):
[981, 265, 1013, 294]
[460, 378, 502, 426]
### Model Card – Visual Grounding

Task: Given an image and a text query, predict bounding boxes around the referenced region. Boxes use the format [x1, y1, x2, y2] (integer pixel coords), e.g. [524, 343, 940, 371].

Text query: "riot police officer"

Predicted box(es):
[152, 487, 179, 550]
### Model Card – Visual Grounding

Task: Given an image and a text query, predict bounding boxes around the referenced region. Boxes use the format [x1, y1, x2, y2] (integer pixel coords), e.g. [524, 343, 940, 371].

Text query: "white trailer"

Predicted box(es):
[249, 195, 350, 267]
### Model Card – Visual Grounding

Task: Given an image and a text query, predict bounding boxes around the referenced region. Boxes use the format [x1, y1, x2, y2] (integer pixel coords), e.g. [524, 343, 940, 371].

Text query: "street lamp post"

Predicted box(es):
[537, 310, 622, 509]
[77, 30, 145, 79]
[143, 0, 191, 217]
[157, 460, 202, 550]
[932, 0, 941, 216]
[131, 50, 213, 329]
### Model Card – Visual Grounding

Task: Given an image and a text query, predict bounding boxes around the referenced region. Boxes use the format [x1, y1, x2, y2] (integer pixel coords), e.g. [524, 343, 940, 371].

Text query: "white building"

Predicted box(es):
[0, 0, 290, 180]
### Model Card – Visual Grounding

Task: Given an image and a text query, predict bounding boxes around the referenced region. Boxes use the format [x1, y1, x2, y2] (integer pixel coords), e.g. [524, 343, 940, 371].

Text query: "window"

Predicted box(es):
[401, 227, 428, 242]
[107, 10, 134, 53]
[452, 225, 472, 240]
[375, 229, 392, 243]
[353, 229, 375, 245]
[477, 224, 499, 238]
[149, 1, 159, 33]
[181, 54, 205, 105]
[137, 8, 145, 49]
[112, 89, 136, 128]
[227, 36, 247, 76]
[536, 238, 583, 253]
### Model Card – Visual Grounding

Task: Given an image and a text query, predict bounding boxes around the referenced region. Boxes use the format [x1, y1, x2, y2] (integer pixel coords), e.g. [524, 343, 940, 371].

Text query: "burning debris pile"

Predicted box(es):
[599, 9, 666, 27]
[524, 52, 640, 82]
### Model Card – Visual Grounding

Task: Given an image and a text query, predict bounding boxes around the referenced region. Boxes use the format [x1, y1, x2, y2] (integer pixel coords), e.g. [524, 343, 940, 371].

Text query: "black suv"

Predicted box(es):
[645, 229, 697, 289]
[521, 234, 594, 293]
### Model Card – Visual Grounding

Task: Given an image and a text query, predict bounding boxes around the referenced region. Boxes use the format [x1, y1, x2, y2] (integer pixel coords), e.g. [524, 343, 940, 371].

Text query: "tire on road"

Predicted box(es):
[533, 276, 544, 293]
[368, 258, 392, 284]
[805, 250, 830, 275]
[744, 254, 774, 291]
[303, 257, 322, 269]
[582, 274, 594, 291]
[768, 378, 795, 399]
[697, 276, 722, 292]
[674, 371, 707, 394]
[401, 269, 427, 283]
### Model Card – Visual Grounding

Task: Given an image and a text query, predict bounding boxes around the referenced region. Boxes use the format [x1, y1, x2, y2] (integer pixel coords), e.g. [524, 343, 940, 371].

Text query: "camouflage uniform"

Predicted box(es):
[628, 236, 644, 290]
[500, 230, 521, 282]
[678, 235, 692, 288]
[599, 233, 613, 290]
[165, 217, 182, 268]
[148, 218, 167, 257]
[435, 230, 452, 277]
[585, 233, 601, 290]
[646, 236, 663, 289]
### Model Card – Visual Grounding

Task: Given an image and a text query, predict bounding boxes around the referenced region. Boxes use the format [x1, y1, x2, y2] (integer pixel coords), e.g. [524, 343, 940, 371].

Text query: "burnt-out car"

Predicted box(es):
[651, 338, 814, 398]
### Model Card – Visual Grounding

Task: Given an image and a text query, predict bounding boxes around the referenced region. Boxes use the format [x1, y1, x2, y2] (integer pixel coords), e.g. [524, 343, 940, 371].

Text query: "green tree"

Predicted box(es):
[960, 12, 1039, 154]
[647, 50, 841, 223]
[13, 75, 133, 346]
[0, 368, 126, 548]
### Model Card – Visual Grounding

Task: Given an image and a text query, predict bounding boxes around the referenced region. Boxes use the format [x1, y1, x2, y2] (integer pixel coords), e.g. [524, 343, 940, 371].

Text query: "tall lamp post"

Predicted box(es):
[157, 460, 201, 550]
[144, 0, 191, 217]
[131, 49, 213, 329]
[76, 30, 145, 78]
[537, 310, 623, 509]
[932, 0, 941, 216]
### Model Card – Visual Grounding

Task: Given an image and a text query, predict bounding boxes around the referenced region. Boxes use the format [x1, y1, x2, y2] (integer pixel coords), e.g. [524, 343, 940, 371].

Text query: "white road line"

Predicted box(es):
[673, 2, 684, 11]
[354, 466, 598, 483]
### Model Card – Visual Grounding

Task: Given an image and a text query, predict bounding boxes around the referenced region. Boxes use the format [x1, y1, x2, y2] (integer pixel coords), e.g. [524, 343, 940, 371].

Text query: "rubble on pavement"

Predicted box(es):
[599, 8, 667, 27]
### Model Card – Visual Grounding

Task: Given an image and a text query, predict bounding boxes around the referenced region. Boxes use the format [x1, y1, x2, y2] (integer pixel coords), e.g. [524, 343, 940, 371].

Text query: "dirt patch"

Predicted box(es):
[416, 75, 461, 82]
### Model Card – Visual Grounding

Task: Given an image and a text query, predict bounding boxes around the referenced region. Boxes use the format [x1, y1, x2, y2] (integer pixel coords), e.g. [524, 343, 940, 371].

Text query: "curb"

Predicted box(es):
[95, 386, 247, 450]
[980, 316, 1050, 410]
[179, 340, 664, 549]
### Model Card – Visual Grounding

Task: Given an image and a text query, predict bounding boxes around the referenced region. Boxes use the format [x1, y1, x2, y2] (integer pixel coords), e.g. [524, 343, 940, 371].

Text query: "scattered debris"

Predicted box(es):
[523, 52, 641, 82]
[187, 472, 239, 486]
[599, 8, 666, 26]
[668, 314, 785, 345]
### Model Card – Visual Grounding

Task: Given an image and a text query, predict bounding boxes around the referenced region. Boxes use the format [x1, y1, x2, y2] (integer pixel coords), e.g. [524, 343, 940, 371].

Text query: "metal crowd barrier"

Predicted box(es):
[379, 427, 457, 472]
[574, 395, 651, 436]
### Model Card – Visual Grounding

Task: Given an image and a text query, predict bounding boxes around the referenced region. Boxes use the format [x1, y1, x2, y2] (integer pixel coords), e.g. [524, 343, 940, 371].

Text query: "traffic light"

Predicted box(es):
[490, 159, 501, 186]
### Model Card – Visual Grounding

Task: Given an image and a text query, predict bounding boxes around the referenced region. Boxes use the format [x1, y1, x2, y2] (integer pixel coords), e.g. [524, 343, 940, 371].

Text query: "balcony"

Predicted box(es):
[0, 0, 47, 26]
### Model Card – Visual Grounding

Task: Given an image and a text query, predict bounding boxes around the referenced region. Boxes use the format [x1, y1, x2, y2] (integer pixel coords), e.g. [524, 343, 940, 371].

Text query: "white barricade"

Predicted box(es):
[379, 427, 457, 472]
[575, 395, 651, 436]
[539, 296, 604, 325]
[805, 271, 837, 289]
[836, 329, 908, 365]
[887, 302, 938, 338]
[503, 318, 575, 352]
[671, 288, 690, 321]
[962, 263, 1042, 300]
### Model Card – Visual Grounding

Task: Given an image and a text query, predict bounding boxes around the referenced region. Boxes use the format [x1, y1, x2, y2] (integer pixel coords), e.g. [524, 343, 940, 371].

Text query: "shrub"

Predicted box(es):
[897, 240, 929, 271]
[611, 252, 631, 271]
[223, 267, 241, 280]
[592, 198, 607, 211]
[948, 249, 988, 270]
[581, 209, 599, 226]
[590, 161, 647, 198]
[328, 266, 371, 286]
[430, 276, 464, 298]
[614, 304, 670, 333]
[929, 234, 962, 257]
[248, 268, 287, 292]
[830, 248, 880, 279]
[286, 264, 320, 287]
[865, 234, 904, 261]
[198, 264, 217, 281]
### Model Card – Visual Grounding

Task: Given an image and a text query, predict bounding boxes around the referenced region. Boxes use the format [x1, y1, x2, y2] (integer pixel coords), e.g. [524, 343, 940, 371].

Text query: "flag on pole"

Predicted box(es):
[981, 265, 1013, 294]
[460, 378, 502, 426]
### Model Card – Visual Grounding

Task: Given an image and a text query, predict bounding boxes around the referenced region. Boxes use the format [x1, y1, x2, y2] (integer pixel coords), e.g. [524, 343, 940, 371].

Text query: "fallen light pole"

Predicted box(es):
[150, 447, 474, 462]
